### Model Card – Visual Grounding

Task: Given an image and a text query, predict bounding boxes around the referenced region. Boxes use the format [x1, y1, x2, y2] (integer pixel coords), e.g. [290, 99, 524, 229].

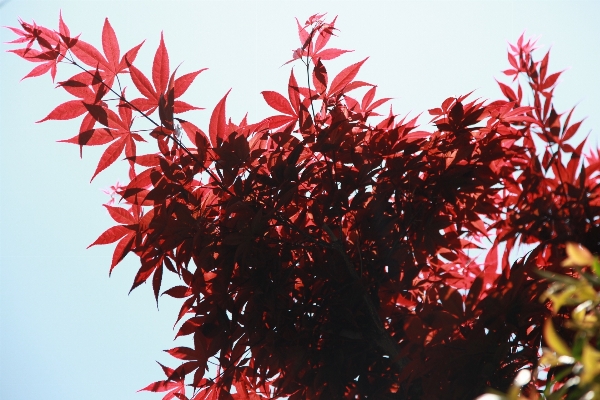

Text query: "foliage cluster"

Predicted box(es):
[7, 12, 600, 400]
[481, 243, 600, 400]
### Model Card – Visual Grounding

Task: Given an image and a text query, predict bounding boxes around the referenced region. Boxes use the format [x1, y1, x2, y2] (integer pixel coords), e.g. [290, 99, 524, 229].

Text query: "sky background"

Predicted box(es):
[1, 1, 599, 399]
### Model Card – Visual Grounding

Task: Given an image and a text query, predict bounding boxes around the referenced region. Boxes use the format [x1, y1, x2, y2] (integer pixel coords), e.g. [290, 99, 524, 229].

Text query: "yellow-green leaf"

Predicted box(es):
[562, 242, 594, 267]
[581, 342, 600, 384]
[543, 319, 572, 357]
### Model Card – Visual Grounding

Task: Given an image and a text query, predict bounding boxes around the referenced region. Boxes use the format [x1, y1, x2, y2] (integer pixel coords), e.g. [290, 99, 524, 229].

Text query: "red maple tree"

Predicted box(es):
[7, 12, 599, 400]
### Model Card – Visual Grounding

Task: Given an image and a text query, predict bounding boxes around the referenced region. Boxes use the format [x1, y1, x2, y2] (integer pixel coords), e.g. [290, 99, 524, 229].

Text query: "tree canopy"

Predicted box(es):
[6, 12, 599, 400]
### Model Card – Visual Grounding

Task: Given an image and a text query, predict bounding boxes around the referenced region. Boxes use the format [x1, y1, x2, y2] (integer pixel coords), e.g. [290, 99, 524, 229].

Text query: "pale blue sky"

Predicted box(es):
[1, 1, 598, 399]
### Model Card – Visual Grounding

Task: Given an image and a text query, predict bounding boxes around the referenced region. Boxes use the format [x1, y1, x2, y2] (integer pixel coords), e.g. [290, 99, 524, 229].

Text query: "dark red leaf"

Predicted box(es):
[130, 260, 159, 294]
[312, 59, 327, 94]
[90, 136, 127, 181]
[88, 225, 130, 248]
[162, 285, 193, 299]
[110, 233, 135, 275]
[165, 346, 197, 361]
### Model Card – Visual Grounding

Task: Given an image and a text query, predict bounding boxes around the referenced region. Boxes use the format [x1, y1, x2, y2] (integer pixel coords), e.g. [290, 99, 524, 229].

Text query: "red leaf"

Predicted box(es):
[314, 16, 337, 52]
[83, 103, 127, 130]
[90, 136, 127, 181]
[178, 120, 209, 147]
[102, 18, 120, 72]
[175, 316, 202, 338]
[328, 57, 368, 95]
[312, 59, 328, 94]
[103, 205, 135, 224]
[173, 68, 207, 98]
[110, 233, 135, 274]
[173, 100, 202, 114]
[153, 263, 164, 305]
[484, 243, 498, 275]
[88, 225, 130, 248]
[8, 47, 43, 61]
[127, 154, 162, 167]
[209, 89, 231, 146]
[153, 32, 170, 96]
[118, 94, 133, 127]
[340, 80, 371, 94]
[288, 69, 300, 113]
[496, 80, 517, 102]
[542, 71, 562, 90]
[21, 61, 53, 80]
[128, 63, 157, 101]
[119, 40, 145, 72]
[366, 97, 392, 114]
[71, 39, 109, 69]
[465, 274, 484, 313]
[126, 167, 155, 191]
[58, 78, 95, 100]
[261, 91, 295, 116]
[261, 115, 296, 130]
[165, 346, 197, 361]
[174, 297, 196, 327]
[58, 128, 118, 146]
[58, 11, 70, 38]
[361, 86, 377, 111]
[36, 100, 87, 122]
[130, 98, 157, 113]
[162, 285, 193, 299]
[315, 48, 353, 61]
[295, 17, 310, 48]
[130, 260, 159, 294]
[562, 120, 584, 142]
[139, 380, 182, 393]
